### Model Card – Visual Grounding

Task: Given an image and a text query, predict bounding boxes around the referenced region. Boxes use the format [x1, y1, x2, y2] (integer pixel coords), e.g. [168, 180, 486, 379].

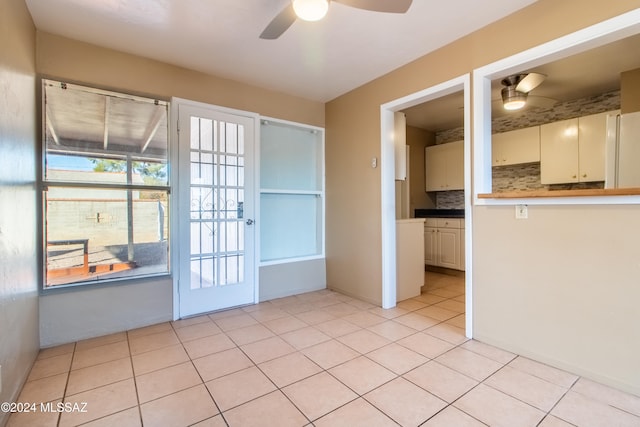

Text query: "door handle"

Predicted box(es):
[246, 219, 254, 225]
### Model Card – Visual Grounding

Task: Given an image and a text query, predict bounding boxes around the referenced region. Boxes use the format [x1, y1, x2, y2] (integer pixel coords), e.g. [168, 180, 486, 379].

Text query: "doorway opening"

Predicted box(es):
[380, 74, 472, 338]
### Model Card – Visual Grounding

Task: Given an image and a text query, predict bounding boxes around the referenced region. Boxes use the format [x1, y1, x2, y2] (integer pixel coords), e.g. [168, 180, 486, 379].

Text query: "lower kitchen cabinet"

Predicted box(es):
[424, 218, 464, 271]
[424, 225, 437, 266]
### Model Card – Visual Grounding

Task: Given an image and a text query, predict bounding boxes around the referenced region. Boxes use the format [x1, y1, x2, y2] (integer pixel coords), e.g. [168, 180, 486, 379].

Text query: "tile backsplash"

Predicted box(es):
[492, 163, 604, 192]
[436, 190, 465, 209]
[431, 89, 619, 196]
[490, 90, 620, 135]
[432, 174, 603, 206]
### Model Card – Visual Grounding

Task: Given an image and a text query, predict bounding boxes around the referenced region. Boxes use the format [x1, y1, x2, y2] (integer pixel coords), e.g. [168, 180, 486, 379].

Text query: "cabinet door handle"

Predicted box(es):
[572, 174, 577, 179]
[582, 174, 587, 178]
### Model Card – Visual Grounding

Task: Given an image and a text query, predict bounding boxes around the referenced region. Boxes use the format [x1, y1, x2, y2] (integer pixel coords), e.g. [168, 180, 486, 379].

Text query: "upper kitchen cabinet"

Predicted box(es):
[425, 140, 463, 191]
[540, 111, 611, 184]
[492, 127, 540, 167]
[578, 111, 612, 182]
[540, 118, 579, 184]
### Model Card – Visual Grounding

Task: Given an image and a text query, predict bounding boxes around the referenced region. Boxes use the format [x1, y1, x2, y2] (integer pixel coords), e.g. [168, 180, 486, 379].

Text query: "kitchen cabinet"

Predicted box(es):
[425, 140, 463, 191]
[578, 111, 609, 182]
[424, 218, 464, 271]
[492, 126, 540, 166]
[540, 111, 609, 184]
[424, 223, 437, 265]
[394, 112, 407, 180]
[396, 219, 425, 301]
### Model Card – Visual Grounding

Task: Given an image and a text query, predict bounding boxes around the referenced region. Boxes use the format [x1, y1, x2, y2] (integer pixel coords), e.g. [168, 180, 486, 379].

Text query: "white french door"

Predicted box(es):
[177, 102, 256, 317]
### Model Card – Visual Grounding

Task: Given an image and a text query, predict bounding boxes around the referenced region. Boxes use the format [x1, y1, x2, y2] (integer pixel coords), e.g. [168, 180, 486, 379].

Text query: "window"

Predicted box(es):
[472, 9, 640, 205]
[42, 80, 170, 288]
[260, 119, 324, 263]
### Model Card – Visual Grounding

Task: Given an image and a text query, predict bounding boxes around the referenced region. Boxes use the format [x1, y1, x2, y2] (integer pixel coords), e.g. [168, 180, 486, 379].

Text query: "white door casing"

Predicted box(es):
[380, 74, 472, 338]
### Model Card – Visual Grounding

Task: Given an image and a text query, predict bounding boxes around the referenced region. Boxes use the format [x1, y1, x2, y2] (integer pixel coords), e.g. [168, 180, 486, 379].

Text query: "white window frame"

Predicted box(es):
[258, 116, 326, 266]
[473, 8, 640, 206]
[41, 80, 171, 290]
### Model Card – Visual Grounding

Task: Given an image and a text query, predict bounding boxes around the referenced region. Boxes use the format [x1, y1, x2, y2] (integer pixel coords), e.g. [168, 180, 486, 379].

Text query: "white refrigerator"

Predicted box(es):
[605, 111, 640, 188]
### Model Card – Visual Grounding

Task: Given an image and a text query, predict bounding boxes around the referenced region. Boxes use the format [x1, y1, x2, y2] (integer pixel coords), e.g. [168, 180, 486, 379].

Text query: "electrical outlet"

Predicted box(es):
[515, 204, 528, 219]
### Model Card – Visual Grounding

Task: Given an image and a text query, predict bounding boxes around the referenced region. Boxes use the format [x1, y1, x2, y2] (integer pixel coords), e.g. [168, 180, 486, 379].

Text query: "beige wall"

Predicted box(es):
[325, 0, 640, 395]
[36, 32, 325, 127]
[621, 67, 640, 113]
[473, 204, 640, 393]
[0, 0, 39, 423]
[406, 125, 435, 213]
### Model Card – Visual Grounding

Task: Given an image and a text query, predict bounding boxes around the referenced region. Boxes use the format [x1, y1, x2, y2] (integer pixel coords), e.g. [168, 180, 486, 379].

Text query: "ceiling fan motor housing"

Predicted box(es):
[501, 85, 528, 109]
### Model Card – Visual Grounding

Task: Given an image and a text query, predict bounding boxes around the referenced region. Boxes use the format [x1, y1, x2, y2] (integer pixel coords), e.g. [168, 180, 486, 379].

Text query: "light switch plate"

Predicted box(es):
[515, 204, 528, 219]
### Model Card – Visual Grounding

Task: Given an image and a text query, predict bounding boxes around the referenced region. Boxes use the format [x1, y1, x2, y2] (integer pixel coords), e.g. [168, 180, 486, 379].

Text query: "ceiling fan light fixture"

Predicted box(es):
[292, 0, 329, 21]
[502, 86, 527, 110]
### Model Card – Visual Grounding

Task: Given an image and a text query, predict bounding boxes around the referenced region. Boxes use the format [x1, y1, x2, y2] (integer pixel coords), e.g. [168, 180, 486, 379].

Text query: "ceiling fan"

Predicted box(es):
[500, 72, 550, 110]
[260, 0, 413, 40]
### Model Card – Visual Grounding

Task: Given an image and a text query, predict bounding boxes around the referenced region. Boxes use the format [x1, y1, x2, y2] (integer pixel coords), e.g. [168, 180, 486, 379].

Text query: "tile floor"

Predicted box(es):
[8, 272, 640, 426]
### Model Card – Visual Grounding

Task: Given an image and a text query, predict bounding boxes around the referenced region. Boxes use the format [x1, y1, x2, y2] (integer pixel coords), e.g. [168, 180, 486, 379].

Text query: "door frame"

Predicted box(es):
[170, 97, 261, 320]
[379, 74, 473, 338]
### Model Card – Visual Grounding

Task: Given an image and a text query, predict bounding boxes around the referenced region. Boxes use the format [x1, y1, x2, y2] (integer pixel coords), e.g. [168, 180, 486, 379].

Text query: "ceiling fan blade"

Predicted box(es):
[527, 95, 557, 109]
[333, 0, 413, 13]
[260, 4, 297, 40]
[515, 72, 546, 93]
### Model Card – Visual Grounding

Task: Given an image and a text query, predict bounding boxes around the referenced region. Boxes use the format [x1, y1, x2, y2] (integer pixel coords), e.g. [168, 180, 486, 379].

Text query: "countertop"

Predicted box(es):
[396, 218, 426, 224]
[478, 188, 640, 199]
[415, 208, 465, 218]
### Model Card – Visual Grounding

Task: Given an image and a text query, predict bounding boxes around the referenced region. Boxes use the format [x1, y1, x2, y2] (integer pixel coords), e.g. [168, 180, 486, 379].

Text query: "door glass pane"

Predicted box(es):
[191, 257, 215, 290]
[191, 152, 215, 186]
[201, 257, 214, 288]
[225, 122, 238, 154]
[189, 116, 245, 288]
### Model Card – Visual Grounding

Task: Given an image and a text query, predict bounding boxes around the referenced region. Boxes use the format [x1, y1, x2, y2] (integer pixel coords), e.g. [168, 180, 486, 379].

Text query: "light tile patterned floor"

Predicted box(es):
[8, 272, 640, 426]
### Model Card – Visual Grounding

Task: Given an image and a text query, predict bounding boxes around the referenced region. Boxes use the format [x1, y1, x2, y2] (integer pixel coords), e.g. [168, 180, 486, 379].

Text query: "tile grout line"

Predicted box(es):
[26, 273, 640, 427]
[56, 342, 75, 427]
[169, 320, 230, 427]
[213, 312, 323, 425]
[126, 333, 145, 427]
[46, 289, 458, 426]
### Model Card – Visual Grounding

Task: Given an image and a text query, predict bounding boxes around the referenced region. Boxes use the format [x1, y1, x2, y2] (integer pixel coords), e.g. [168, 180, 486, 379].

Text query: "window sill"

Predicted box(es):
[42, 272, 171, 294]
[260, 255, 325, 267]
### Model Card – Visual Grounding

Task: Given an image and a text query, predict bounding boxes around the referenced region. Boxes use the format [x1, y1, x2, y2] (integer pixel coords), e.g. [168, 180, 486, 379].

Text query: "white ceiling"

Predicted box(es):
[25, 0, 538, 103]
